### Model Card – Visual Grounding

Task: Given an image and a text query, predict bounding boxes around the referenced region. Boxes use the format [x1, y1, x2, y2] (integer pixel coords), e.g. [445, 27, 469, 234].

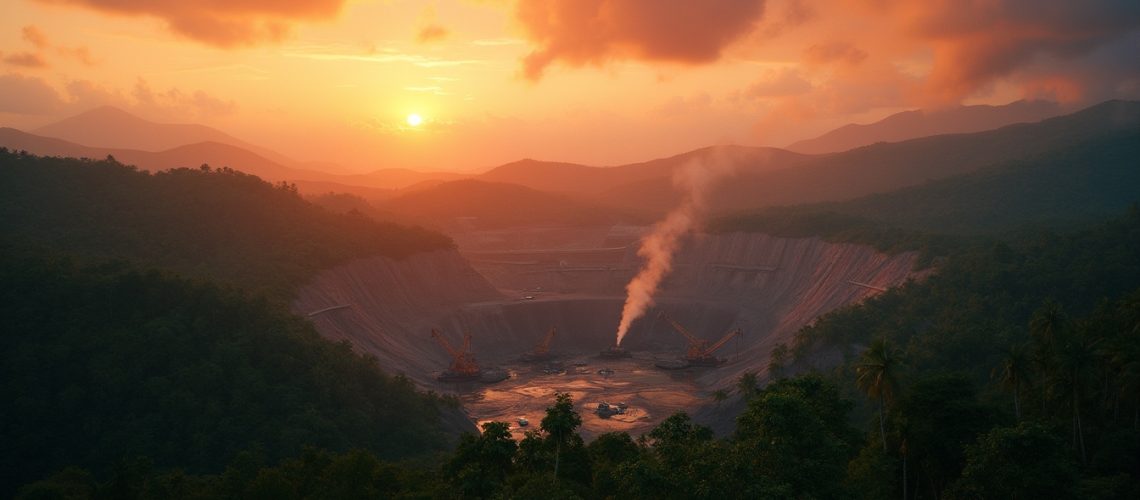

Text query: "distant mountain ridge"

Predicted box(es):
[34, 106, 291, 163]
[378, 178, 636, 229]
[478, 145, 809, 196]
[787, 100, 1063, 154]
[0, 126, 467, 192]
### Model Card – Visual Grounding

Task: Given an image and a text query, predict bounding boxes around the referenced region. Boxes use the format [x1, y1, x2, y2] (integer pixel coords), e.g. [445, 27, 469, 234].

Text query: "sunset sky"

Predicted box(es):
[1, 0, 1137, 172]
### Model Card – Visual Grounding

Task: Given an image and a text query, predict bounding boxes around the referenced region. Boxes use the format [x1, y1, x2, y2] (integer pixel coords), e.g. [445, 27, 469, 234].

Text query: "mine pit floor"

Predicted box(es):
[458, 353, 711, 440]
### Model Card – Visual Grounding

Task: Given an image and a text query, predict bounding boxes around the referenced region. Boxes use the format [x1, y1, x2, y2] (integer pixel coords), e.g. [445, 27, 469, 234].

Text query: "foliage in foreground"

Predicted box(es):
[0, 251, 459, 497]
[0, 149, 453, 297]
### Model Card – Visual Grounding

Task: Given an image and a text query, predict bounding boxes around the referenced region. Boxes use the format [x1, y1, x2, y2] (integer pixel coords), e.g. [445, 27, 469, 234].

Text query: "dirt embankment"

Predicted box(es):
[296, 232, 918, 387]
[293, 249, 502, 385]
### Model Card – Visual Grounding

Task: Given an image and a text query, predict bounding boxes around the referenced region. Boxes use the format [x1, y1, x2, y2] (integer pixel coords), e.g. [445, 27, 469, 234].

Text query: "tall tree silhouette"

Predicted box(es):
[856, 338, 902, 452]
[541, 392, 581, 479]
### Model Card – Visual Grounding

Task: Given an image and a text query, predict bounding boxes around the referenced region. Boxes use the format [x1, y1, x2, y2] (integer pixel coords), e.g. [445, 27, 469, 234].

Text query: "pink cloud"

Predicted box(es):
[38, 0, 347, 48]
[515, 0, 766, 80]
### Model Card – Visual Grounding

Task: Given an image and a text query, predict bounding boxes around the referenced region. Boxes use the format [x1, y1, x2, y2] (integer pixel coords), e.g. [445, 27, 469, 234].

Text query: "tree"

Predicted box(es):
[947, 422, 1077, 500]
[737, 371, 759, 400]
[541, 392, 582, 480]
[734, 376, 855, 499]
[446, 421, 517, 497]
[856, 338, 902, 452]
[994, 342, 1031, 420]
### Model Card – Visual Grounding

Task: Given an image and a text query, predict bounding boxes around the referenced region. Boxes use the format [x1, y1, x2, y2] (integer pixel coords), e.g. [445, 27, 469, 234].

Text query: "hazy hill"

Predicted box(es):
[1, 125, 469, 192]
[34, 106, 292, 163]
[479, 145, 805, 196]
[330, 167, 469, 190]
[607, 100, 1139, 216]
[787, 99, 1062, 154]
[713, 115, 1139, 254]
[379, 178, 637, 229]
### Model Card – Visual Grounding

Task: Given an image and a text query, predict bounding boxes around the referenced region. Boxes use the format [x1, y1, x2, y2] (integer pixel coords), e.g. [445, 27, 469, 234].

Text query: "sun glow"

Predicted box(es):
[406, 113, 423, 127]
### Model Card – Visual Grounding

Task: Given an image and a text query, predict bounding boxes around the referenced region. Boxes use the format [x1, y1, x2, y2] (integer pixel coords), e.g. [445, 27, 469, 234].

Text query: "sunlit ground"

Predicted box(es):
[458, 353, 711, 440]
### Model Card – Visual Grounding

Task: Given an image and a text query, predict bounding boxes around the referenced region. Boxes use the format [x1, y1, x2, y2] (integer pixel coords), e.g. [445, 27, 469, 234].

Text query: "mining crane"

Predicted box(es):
[431, 328, 481, 380]
[521, 326, 557, 362]
[659, 313, 743, 366]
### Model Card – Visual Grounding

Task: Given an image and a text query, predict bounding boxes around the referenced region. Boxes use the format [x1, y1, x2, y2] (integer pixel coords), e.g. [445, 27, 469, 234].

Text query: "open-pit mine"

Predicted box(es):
[294, 226, 921, 439]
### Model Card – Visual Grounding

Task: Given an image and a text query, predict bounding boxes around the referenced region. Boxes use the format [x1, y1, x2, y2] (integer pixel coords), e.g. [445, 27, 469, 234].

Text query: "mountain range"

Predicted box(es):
[786, 99, 1063, 154]
[2, 100, 1136, 231]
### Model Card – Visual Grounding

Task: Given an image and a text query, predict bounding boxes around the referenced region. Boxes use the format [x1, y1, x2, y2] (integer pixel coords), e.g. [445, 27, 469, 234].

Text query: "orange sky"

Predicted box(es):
[1, 0, 1137, 172]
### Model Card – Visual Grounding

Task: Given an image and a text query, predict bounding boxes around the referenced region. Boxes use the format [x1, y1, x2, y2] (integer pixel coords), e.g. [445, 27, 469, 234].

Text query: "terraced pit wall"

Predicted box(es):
[294, 232, 921, 389]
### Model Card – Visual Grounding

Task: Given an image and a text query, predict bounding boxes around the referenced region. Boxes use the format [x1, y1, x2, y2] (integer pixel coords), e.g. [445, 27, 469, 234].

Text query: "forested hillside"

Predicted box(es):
[0, 150, 467, 496]
[0, 149, 452, 297]
[713, 122, 1139, 255]
[0, 251, 462, 496]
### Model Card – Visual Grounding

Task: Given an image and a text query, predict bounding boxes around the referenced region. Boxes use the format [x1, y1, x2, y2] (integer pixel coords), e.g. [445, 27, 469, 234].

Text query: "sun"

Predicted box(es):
[406, 113, 423, 127]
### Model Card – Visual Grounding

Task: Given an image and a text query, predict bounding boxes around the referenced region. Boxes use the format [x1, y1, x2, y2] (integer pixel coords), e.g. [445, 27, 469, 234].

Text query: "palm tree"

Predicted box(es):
[856, 338, 901, 452]
[1056, 327, 1098, 463]
[1030, 301, 1066, 412]
[541, 392, 582, 479]
[994, 343, 1031, 420]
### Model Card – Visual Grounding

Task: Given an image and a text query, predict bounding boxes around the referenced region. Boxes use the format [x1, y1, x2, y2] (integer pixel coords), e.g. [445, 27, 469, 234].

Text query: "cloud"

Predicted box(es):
[746, 67, 812, 97]
[37, 0, 348, 48]
[515, 0, 766, 80]
[883, 0, 1140, 103]
[0, 73, 62, 114]
[132, 78, 238, 118]
[802, 41, 867, 67]
[3, 52, 49, 68]
[22, 26, 49, 48]
[417, 25, 449, 43]
[56, 46, 98, 66]
[415, 6, 449, 43]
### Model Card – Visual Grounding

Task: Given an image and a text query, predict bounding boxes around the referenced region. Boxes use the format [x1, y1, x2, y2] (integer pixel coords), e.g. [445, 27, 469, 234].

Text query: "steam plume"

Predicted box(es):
[615, 146, 738, 345]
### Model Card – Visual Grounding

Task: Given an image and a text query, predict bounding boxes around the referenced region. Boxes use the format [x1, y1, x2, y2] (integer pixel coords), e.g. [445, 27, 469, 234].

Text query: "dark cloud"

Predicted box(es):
[893, 0, 1140, 102]
[515, 0, 766, 80]
[38, 0, 347, 48]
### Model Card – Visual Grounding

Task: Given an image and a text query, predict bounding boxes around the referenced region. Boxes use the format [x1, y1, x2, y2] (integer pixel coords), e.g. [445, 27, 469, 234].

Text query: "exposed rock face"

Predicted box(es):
[295, 233, 919, 388]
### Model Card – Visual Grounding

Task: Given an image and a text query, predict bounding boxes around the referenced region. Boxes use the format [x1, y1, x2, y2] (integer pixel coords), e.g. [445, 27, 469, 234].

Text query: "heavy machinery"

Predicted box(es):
[520, 326, 557, 362]
[598, 345, 632, 359]
[659, 313, 742, 366]
[431, 328, 481, 381]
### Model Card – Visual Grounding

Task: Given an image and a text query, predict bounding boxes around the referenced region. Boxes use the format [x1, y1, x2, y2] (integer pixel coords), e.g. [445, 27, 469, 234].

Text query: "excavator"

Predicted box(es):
[659, 313, 742, 366]
[520, 326, 557, 362]
[431, 328, 481, 381]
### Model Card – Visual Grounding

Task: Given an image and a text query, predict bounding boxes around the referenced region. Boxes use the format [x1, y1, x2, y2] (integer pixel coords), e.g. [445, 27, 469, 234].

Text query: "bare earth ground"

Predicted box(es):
[457, 353, 710, 440]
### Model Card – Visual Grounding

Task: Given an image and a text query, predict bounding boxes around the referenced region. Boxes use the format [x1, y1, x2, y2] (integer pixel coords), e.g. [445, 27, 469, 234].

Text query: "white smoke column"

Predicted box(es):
[615, 146, 739, 345]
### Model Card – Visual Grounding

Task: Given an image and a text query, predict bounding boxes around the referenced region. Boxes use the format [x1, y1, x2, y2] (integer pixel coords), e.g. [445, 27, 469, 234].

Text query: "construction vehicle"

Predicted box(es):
[595, 401, 628, 418]
[520, 326, 557, 362]
[431, 328, 481, 381]
[598, 345, 632, 358]
[659, 313, 743, 366]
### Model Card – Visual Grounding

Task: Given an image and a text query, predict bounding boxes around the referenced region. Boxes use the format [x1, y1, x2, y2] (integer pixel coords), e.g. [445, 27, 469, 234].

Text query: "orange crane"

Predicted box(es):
[431, 328, 481, 379]
[659, 313, 743, 366]
[521, 326, 557, 362]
